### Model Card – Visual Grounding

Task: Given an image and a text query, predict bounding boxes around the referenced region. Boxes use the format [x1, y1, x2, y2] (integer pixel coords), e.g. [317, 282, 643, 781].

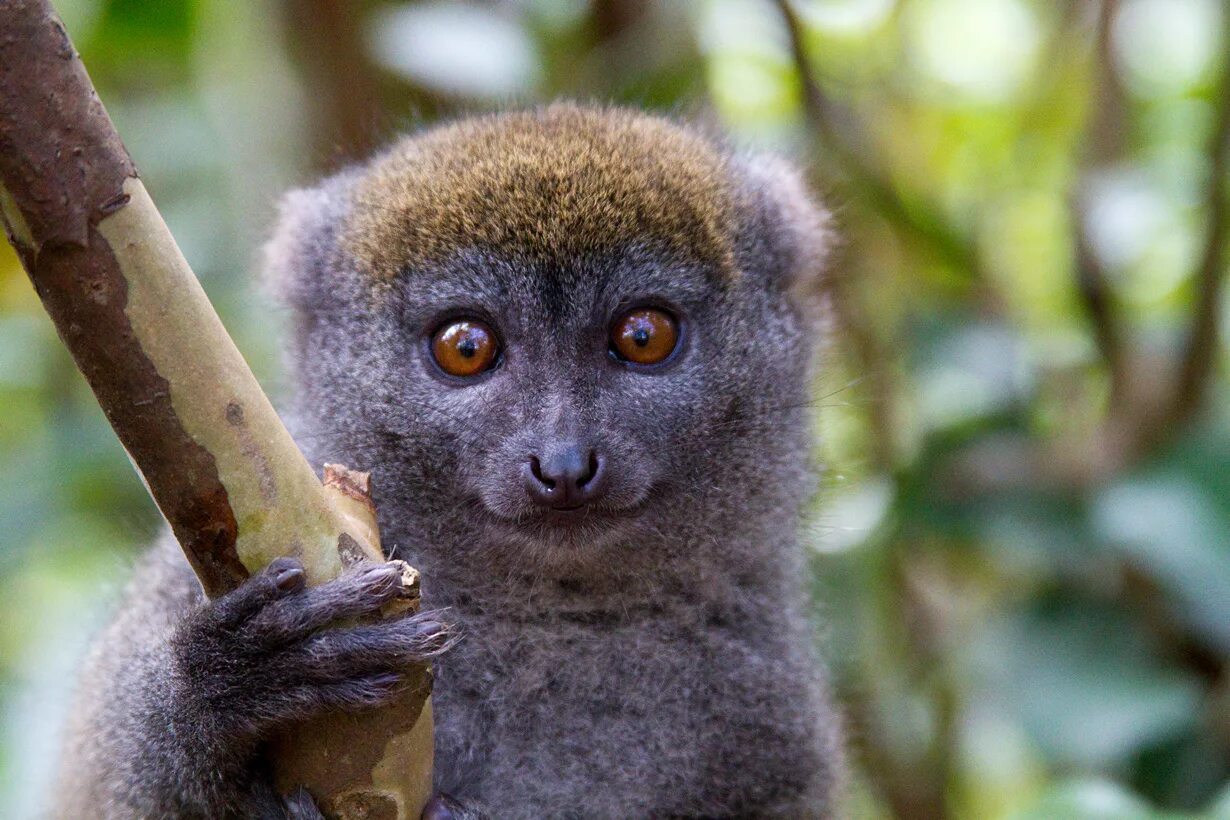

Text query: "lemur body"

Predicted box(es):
[55, 104, 843, 818]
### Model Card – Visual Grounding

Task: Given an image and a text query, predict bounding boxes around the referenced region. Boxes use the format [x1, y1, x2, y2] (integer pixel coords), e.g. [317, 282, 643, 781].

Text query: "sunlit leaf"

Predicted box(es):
[1094, 476, 1230, 652]
[1007, 778, 1156, 820]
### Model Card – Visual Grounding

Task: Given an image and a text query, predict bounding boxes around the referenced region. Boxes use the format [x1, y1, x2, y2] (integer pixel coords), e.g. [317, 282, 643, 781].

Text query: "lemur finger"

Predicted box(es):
[235, 780, 307, 820]
[278, 672, 406, 716]
[249, 561, 407, 642]
[292, 614, 453, 680]
[283, 787, 327, 820]
[208, 557, 306, 630]
[422, 793, 489, 820]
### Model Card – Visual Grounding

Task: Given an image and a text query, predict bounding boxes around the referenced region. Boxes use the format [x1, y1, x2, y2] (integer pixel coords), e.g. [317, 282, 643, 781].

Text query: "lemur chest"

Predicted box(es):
[441, 614, 729, 711]
[432, 612, 797, 769]
[428, 610, 822, 816]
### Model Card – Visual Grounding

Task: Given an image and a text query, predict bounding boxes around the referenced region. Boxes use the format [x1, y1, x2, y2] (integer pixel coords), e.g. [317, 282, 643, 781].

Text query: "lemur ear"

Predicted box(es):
[260, 172, 357, 314]
[739, 152, 835, 318]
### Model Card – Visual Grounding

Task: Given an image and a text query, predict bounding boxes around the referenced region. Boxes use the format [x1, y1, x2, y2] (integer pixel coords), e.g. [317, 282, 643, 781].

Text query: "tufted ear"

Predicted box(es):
[260, 171, 359, 316]
[738, 152, 835, 319]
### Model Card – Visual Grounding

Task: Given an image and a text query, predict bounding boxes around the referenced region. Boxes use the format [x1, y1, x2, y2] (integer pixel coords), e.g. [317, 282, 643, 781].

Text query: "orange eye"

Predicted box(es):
[610, 308, 679, 366]
[431, 319, 499, 377]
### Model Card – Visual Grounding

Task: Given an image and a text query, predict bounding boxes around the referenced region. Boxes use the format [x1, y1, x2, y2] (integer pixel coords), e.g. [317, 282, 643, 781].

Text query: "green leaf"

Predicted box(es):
[973, 603, 1201, 767]
[1007, 779, 1155, 820]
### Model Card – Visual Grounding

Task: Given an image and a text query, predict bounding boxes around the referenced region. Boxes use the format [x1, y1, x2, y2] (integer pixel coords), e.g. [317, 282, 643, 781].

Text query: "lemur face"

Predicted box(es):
[379, 243, 739, 553]
[275, 105, 829, 569]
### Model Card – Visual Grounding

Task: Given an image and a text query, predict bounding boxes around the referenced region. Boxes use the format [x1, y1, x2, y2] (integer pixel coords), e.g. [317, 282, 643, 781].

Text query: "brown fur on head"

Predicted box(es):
[342, 103, 746, 281]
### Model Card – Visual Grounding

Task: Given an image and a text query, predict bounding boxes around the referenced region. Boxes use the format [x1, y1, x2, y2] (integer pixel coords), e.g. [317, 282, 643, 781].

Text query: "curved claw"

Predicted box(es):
[284, 786, 326, 820]
[422, 792, 487, 820]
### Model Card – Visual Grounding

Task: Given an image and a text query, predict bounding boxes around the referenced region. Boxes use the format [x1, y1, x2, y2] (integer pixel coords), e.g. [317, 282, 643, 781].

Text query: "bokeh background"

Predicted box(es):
[2, 0, 1229, 817]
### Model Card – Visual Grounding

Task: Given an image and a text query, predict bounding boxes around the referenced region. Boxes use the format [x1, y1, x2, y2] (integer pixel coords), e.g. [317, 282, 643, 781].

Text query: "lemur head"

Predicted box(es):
[269, 104, 830, 580]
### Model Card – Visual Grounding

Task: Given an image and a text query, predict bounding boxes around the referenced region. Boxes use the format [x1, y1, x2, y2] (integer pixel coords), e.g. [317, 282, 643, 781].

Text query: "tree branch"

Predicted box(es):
[1071, 0, 1130, 401]
[0, 2, 432, 816]
[1171, 14, 1230, 422]
[283, 0, 387, 165]
[771, 0, 987, 283]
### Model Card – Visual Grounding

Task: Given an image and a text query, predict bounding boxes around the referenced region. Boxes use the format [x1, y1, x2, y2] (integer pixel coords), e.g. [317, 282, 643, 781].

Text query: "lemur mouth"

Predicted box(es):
[521, 502, 645, 536]
[474, 490, 654, 537]
[538, 504, 604, 526]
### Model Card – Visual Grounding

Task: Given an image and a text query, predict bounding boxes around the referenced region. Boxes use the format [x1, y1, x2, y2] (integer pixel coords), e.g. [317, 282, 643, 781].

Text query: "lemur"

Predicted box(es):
[54, 103, 844, 819]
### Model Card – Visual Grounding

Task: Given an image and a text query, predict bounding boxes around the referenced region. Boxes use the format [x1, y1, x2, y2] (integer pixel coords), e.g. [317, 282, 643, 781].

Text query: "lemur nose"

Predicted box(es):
[524, 443, 606, 509]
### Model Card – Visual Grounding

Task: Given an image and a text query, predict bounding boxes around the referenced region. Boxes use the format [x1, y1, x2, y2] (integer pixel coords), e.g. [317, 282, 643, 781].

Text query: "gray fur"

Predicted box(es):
[53, 105, 844, 818]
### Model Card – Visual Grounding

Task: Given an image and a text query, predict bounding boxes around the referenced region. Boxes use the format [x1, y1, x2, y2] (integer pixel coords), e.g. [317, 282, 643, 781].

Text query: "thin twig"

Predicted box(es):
[770, 0, 987, 283]
[1171, 13, 1230, 421]
[1071, 0, 1130, 400]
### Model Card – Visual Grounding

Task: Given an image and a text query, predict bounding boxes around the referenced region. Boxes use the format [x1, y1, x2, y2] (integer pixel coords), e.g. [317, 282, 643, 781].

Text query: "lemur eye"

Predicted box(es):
[610, 308, 679, 366]
[431, 319, 499, 378]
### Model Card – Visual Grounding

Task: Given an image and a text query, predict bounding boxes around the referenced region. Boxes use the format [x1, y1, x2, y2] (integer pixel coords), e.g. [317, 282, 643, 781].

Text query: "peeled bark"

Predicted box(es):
[0, 2, 432, 816]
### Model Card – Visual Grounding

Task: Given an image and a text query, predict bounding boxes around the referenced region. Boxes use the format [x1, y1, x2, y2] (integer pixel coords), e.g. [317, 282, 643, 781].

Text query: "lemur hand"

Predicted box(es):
[163, 556, 450, 813]
[422, 792, 490, 820]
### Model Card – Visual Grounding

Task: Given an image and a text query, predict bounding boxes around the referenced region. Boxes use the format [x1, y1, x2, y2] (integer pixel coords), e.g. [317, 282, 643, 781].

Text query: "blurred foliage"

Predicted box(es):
[1, 0, 1229, 818]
